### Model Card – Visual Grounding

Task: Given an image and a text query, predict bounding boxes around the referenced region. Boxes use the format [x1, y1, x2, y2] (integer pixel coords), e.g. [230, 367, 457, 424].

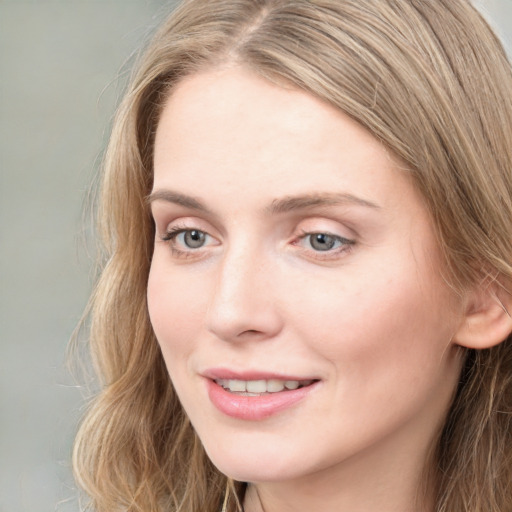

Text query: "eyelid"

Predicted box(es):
[296, 229, 355, 248]
[291, 231, 355, 262]
[289, 216, 357, 260]
[157, 217, 221, 260]
[297, 228, 354, 243]
[155, 215, 217, 238]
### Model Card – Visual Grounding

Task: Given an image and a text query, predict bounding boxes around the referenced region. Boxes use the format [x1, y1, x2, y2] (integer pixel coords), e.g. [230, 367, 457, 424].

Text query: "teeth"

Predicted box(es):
[246, 380, 267, 393]
[216, 378, 313, 394]
[267, 379, 285, 392]
[228, 379, 246, 392]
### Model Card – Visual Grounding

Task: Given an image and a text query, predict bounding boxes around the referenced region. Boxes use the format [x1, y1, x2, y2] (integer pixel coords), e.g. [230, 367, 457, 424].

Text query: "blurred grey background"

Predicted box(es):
[0, 1, 510, 511]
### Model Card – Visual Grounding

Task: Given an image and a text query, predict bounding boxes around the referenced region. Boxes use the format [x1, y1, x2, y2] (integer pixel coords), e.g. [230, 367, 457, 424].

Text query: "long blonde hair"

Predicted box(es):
[73, 1, 512, 511]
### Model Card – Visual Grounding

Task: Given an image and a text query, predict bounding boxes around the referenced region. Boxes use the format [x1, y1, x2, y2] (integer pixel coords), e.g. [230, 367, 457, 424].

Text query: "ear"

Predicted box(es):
[453, 279, 512, 349]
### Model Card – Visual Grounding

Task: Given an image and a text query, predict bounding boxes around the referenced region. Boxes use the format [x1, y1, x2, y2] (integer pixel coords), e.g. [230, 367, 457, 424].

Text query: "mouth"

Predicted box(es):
[205, 373, 320, 420]
[214, 378, 316, 396]
[203, 369, 320, 419]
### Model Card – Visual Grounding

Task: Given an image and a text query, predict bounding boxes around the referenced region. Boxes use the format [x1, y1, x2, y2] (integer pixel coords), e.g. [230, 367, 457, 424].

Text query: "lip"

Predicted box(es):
[203, 368, 320, 421]
[202, 368, 315, 382]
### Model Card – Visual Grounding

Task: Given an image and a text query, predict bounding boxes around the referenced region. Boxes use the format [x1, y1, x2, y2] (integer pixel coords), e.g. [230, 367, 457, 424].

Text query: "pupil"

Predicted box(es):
[311, 233, 335, 251]
[185, 230, 205, 248]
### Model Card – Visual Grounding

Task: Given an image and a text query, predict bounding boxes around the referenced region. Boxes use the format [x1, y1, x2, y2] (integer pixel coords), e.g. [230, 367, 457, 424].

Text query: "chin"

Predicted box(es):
[202, 437, 301, 483]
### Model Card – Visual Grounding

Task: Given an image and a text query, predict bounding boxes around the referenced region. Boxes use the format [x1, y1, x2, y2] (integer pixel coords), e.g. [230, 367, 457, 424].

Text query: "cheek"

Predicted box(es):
[287, 260, 456, 380]
[147, 257, 209, 361]
[285, 269, 461, 448]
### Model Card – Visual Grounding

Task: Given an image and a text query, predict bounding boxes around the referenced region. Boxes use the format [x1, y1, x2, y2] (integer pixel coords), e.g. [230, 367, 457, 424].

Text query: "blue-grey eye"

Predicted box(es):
[309, 233, 338, 251]
[182, 230, 206, 248]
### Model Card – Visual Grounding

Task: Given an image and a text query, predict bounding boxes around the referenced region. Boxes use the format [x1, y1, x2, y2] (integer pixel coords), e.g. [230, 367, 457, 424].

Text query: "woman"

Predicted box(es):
[73, 1, 512, 511]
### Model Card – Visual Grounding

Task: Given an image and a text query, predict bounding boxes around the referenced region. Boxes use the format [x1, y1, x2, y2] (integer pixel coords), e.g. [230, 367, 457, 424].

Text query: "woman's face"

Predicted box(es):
[148, 67, 464, 485]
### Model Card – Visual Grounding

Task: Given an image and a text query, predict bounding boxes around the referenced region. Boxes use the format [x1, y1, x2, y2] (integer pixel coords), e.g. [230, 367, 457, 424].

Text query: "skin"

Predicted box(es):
[147, 66, 467, 512]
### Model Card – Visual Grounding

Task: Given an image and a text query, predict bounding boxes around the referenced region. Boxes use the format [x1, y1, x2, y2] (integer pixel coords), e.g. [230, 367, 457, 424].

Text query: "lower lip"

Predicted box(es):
[206, 379, 318, 421]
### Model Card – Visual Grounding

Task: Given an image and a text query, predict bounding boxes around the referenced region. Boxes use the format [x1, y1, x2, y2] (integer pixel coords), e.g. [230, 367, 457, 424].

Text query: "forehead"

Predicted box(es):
[152, 66, 420, 218]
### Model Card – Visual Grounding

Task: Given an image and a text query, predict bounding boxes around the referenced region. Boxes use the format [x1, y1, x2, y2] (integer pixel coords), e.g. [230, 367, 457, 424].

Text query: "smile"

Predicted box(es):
[214, 378, 314, 395]
[206, 377, 320, 420]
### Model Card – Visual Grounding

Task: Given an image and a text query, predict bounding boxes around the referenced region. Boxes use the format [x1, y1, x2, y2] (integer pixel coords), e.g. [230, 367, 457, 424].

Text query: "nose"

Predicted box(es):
[205, 245, 284, 343]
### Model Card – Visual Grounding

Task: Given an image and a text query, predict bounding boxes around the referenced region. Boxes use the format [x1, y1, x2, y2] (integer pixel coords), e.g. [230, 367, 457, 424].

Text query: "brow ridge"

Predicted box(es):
[147, 189, 380, 215]
[267, 192, 380, 214]
[147, 190, 212, 213]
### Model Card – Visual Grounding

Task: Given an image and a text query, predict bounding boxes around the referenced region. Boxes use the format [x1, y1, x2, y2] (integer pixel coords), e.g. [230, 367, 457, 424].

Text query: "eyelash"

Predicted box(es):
[159, 226, 355, 260]
[295, 229, 355, 260]
[160, 226, 211, 259]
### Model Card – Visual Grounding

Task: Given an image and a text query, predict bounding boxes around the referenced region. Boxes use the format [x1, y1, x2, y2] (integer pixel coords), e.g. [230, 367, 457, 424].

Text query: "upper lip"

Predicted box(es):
[202, 368, 319, 381]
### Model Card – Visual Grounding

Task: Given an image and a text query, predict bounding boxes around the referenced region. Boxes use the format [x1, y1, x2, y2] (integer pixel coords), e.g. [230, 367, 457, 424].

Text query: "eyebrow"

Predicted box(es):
[147, 189, 213, 214]
[147, 189, 380, 214]
[267, 192, 380, 214]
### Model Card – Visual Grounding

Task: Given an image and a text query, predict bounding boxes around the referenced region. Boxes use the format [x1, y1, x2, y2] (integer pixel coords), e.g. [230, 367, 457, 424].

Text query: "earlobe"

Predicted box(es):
[453, 281, 512, 350]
